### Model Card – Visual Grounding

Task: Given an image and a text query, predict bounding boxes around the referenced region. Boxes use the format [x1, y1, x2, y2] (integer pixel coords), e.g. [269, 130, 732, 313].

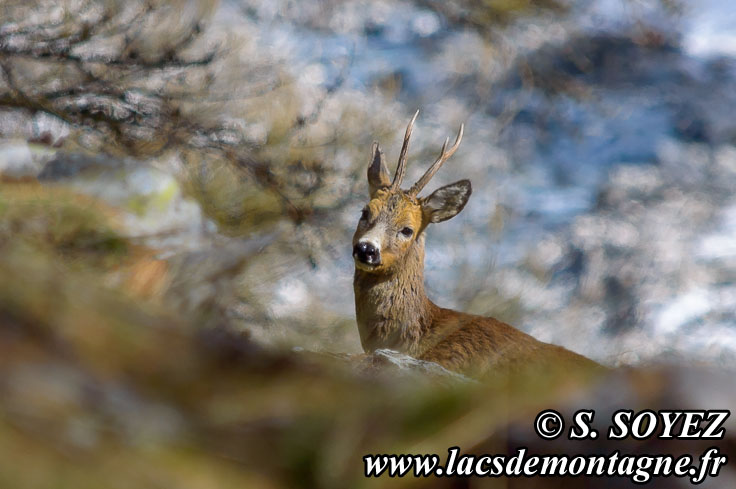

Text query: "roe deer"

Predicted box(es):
[352, 111, 600, 377]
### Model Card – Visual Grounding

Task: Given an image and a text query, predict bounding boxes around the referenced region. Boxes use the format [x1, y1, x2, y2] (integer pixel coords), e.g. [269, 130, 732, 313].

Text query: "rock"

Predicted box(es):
[357, 349, 476, 384]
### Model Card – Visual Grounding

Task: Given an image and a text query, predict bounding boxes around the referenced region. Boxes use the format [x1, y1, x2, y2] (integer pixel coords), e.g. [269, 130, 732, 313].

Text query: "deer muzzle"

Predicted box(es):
[353, 241, 381, 266]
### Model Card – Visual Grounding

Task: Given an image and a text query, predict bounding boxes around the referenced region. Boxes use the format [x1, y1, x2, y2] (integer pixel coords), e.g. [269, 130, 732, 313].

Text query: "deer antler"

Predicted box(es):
[391, 109, 420, 191]
[409, 123, 464, 196]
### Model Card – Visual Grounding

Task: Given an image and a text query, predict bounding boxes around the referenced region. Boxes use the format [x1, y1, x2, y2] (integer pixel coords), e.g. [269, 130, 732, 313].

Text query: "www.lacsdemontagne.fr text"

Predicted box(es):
[363, 446, 727, 484]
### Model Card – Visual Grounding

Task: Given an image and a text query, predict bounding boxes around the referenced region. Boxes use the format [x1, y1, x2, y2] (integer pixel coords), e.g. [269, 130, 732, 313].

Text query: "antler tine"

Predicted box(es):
[391, 109, 420, 190]
[409, 123, 464, 196]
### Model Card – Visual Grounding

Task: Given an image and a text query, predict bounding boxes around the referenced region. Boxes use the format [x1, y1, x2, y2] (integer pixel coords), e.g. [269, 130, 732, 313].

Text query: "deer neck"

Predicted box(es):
[353, 235, 437, 355]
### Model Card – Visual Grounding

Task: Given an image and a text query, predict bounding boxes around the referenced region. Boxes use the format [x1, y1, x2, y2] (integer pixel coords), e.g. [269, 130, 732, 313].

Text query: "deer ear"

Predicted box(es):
[367, 142, 391, 197]
[421, 180, 472, 223]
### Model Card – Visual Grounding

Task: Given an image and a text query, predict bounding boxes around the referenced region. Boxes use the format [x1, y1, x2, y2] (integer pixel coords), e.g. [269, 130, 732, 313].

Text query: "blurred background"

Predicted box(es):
[1, 1, 736, 488]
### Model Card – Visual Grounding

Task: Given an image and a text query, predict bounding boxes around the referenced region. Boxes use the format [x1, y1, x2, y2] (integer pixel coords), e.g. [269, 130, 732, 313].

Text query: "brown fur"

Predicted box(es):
[353, 119, 600, 378]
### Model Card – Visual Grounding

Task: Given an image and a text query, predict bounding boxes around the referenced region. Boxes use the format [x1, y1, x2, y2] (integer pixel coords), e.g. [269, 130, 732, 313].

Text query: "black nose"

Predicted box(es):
[353, 242, 380, 265]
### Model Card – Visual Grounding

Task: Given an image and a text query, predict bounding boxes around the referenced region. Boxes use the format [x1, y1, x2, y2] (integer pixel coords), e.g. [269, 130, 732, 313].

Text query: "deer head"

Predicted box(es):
[352, 111, 471, 274]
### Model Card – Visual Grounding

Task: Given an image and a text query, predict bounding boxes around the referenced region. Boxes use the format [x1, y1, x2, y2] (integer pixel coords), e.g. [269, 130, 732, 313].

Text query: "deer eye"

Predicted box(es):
[399, 227, 413, 238]
[360, 209, 369, 221]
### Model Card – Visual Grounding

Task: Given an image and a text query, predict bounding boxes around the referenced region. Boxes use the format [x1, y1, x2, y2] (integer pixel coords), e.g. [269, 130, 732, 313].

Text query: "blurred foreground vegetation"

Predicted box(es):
[1, 0, 736, 487]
